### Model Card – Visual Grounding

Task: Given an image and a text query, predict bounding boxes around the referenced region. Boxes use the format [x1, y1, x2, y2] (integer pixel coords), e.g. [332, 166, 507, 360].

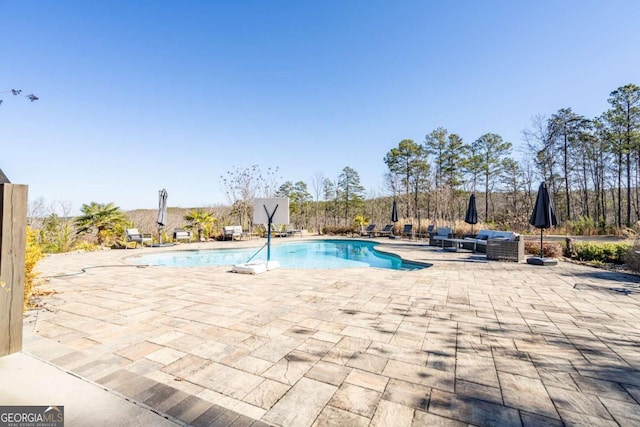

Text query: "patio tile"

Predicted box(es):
[381, 378, 430, 411]
[165, 395, 214, 424]
[493, 348, 539, 378]
[70, 355, 126, 378]
[304, 360, 352, 386]
[367, 342, 429, 366]
[341, 325, 394, 343]
[161, 354, 210, 379]
[599, 396, 640, 422]
[555, 408, 620, 427]
[370, 399, 414, 426]
[229, 354, 274, 375]
[228, 414, 258, 426]
[262, 350, 319, 385]
[126, 357, 164, 375]
[328, 383, 381, 418]
[428, 389, 522, 427]
[312, 406, 370, 427]
[190, 405, 237, 427]
[520, 412, 564, 427]
[296, 338, 335, 357]
[190, 361, 264, 399]
[114, 340, 164, 361]
[144, 386, 189, 413]
[345, 351, 388, 374]
[262, 377, 337, 427]
[95, 368, 133, 389]
[312, 330, 343, 343]
[499, 371, 559, 420]
[250, 335, 306, 363]
[455, 352, 499, 388]
[571, 375, 637, 403]
[197, 389, 266, 420]
[242, 379, 291, 410]
[112, 372, 159, 398]
[455, 379, 502, 405]
[344, 368, 389, 392]
[412, 410, 466, 426]
[383, 359, 454, 392]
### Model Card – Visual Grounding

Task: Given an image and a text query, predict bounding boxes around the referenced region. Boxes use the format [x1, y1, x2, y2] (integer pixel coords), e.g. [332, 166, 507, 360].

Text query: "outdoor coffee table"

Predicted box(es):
[441, 238, 475, 252]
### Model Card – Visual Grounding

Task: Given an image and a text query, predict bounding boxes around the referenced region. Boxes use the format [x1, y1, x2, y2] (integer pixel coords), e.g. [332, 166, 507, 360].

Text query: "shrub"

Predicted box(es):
[72, 241, 100, 252]
[524, 240, 563, 258]
[24, 227, 45, 310]
[323, 225, 357, 235]
[625, 242, 640, 273]
[571, 241, 631, 264]
[566, 216, 596, 236]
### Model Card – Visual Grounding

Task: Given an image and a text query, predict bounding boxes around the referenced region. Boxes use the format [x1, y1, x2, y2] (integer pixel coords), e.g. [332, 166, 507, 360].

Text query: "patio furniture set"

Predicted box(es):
[125, 228, 194, 248]
[360, 224, 394, 238]
[428, 226, 524, 262]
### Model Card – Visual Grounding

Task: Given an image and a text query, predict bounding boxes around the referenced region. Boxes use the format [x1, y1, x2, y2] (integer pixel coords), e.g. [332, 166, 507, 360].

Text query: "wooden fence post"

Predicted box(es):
[0, 183, 28, 357]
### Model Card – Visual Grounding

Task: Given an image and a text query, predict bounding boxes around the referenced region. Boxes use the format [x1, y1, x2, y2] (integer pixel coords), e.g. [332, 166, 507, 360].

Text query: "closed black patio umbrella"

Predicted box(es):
[390, 198, 399, 237]
[391, 198, 398, 223]
[157, 188, 168, 245]
[527, 182, 558, 266]
[464, 194, 478, 234]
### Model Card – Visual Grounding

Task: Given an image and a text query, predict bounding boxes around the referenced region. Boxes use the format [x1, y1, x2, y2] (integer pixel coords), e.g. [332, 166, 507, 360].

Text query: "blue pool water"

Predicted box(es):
[128, 239, 426, 271]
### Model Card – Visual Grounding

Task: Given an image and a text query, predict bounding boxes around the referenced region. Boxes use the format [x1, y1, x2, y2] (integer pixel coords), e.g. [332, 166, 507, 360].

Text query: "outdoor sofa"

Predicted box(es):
[462, 229, 524, 262]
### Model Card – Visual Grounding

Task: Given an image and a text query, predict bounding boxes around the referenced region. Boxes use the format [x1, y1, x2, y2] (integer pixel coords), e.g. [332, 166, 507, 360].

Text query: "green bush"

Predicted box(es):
[572, 241, 632, 264]
[323, 225, 356, 235]
[567, 216, 596, 236]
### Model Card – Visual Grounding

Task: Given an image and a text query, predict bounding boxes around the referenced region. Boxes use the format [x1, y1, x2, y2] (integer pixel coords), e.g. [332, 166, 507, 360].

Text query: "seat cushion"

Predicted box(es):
[491, 231, 514, 240]
[475, 231, 492, 240]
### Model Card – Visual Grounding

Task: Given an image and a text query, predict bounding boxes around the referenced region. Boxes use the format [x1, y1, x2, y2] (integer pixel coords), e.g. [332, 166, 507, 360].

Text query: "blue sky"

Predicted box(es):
[2, 1, 639, 214]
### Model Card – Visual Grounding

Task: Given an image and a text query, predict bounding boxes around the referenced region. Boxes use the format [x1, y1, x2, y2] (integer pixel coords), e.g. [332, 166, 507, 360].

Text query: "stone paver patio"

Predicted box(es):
[24, 237, 640, 426]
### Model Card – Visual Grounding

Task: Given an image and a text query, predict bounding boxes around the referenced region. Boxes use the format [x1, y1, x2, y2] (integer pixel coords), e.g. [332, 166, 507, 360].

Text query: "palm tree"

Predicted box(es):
[183, 209, 215, 241]
[74, 202, 128, 246]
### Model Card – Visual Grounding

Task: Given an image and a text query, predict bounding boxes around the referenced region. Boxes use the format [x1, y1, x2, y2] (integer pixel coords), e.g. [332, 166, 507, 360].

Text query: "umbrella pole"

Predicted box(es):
[540, 229, 543, 258]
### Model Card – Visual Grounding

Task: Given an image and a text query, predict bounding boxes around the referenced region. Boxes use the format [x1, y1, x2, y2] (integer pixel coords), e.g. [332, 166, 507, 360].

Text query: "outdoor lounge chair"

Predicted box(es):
[125, 228, 153, 249]
[377, 224, 394, 237]
[262, 223, 287, 237]
[172, 228, 192, 243]
[285, 224, 303, 237]
[429, 227, 453, 247]
[223, 225, 243, 240]
[416, 224, 434, 240]
[360, 224, 377, 237]
[401, 224, 413, 239]
[425, 224, 435, 239]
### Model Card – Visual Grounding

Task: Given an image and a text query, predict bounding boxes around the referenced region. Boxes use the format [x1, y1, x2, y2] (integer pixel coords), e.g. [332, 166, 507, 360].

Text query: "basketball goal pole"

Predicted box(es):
[264, 204, 279, 262]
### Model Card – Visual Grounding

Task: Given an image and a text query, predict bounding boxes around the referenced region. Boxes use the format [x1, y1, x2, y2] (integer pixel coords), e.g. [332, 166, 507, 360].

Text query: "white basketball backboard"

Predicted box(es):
[253, 197, 289, 225]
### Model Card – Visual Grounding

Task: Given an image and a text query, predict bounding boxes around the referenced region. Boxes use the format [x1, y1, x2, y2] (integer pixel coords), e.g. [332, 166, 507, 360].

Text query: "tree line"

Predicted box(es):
[24, 82, 640, 245]
[271, 83, 640, 233]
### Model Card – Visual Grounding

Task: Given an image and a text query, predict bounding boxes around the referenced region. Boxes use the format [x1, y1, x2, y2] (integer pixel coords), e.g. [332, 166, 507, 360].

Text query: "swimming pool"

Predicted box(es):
[128, 239, 426, 271]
